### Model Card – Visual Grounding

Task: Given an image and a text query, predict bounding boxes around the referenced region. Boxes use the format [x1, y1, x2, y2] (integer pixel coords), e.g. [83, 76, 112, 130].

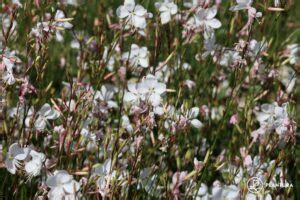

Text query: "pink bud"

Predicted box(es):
[229, 114, 238, 125]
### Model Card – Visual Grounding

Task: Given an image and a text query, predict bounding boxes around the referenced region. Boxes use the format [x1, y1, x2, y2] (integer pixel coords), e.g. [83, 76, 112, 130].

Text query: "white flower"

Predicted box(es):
[93, 159, 117, 197]
[122, 44, 150, 68]
[279, 66, 296, 93]
[12, 0, 22, 7]
[155, 1, 178, 24]
[70, 40, 80, 49]
[138, 75, 166, 106]
[35, 104, 60, 131]
[2, 57, 16, 85]
[246, 193, 272, 200]
[25, 150, 45, 178]
[230, 0, 253, 11]
[124, 75, 166, 107]
[116, 0, 148, 29]
[195, 183, 209, 200]
[216, 50, 242, 67]
[202, 32, 219, 58]
[54, 10, 73, 29]
[5, 143, 30, 174]
[139, 168, 161, 196]
[123, 82, 140, 105]
[195, 6, 222, 30]
[186, 107, 203, 129]
[8, 106, 34, 127]
[30, 22, 51, 39]
[122, 115, 134, 133]
[54, 10, 73, 41]
[247, 39, 267, 59]
[221, 185, 240, 200]
[202, 181, 240, 200]
[94, 84, 118, 108]
[255, 102, 292, 136]
[2, 57, 14, 71]
[93, 158, 112, 176]
[46, 170, 81, 200]
[2, 70, 16, 85]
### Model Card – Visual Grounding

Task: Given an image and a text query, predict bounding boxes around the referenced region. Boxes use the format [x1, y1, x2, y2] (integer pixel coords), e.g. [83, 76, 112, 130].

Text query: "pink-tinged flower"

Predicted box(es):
[172, 171, 187, 200]
[244, 155, 252, 166]
[194, 157, 204, 171]
[253, 102, 297, 143]
[229, 113, 238, 125]
[19, 78, 37, 104]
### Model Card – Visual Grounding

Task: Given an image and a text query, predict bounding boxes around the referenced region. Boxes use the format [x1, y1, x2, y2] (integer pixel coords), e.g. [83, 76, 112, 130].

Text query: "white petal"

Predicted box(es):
[5, 158, 16, 174]
[161, 12, 171, 24]
[46, 175, 59, 188]
[55, 31, 63, 42]
[155, 83, 166, 94]
[229, 5, 248, 11]
[223, 185, 240, 199]
[206, 19, 221, 29]
[154, 106, 164, 115]
[124, 0, 135, 7]
[237, 0, 252, 6]
[197, 183, 208, 196]
[2, 71, 16, 85]
[189, 107, 199, 118]
[149, 94, 161, 107]
[117, 6, 130, 18]
[38, 104, 52, 116]
[132, 16, 146, 29]
[255, 112, 270, 122]
[62, 22, 73, 29]
[206, 6, 217, 19]
[170, 4, 178, 15]
[190, 119, 203, 129]
[3, 57, 14, 71]
[34, 116, 47, 131]
[25, 161, 40, 176]
[139, 57, 149, 68]
[45, 109, 60, 120]
[135, 5, 147, 16]
[261, 103, 275, 113]
[55, 10, 65, 20]
[212, 186, 223, 199]
[124, 92, 137, 102]
[63, 180, 80, 194]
